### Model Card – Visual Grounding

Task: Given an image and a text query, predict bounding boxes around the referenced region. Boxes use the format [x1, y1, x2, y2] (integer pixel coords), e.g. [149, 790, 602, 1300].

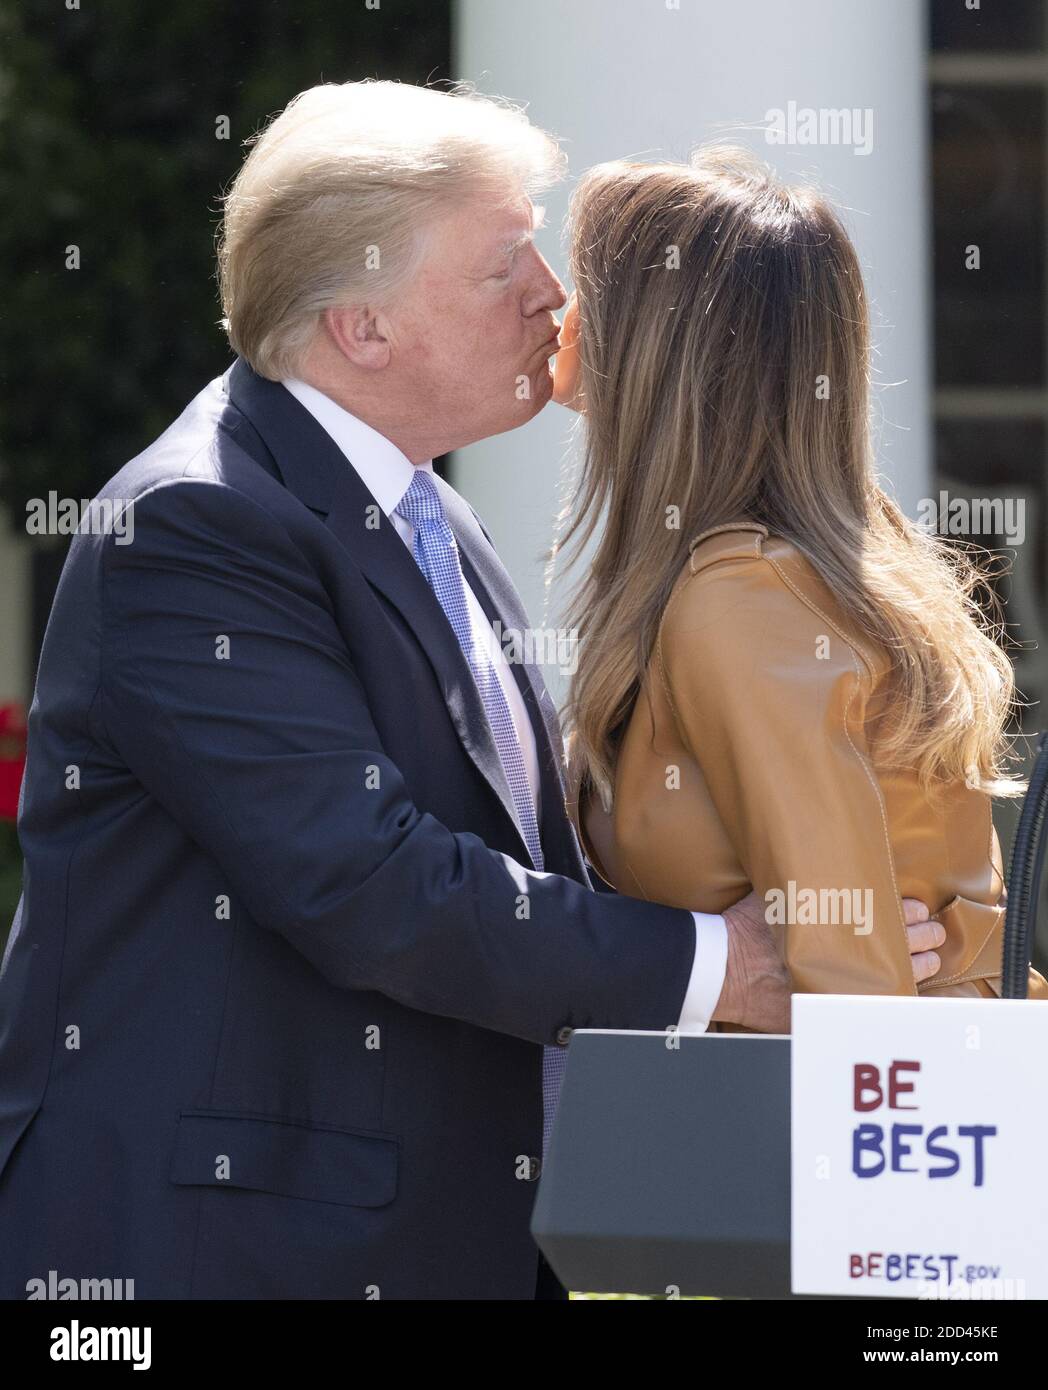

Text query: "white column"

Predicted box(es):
[453, 0, 930, 698]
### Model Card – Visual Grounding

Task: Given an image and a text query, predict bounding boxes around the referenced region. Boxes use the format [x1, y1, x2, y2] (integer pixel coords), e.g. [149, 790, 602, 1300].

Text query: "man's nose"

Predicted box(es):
[527, 249, 568, 314]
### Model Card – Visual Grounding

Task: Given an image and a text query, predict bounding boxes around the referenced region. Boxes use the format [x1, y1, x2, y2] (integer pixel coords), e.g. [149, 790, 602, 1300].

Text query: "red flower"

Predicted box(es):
[0, 703, 27, 821]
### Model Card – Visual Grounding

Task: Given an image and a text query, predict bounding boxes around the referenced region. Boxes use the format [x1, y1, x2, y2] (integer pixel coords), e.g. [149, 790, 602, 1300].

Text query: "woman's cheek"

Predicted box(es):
[552, 337, 581, 406]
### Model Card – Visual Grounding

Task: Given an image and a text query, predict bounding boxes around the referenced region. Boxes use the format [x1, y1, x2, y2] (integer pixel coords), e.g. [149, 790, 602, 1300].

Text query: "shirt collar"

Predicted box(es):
[281, 377, 433, 516]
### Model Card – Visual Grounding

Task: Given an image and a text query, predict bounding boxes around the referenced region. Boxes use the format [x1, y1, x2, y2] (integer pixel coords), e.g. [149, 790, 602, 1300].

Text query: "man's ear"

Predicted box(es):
[323, 305, 392, 370]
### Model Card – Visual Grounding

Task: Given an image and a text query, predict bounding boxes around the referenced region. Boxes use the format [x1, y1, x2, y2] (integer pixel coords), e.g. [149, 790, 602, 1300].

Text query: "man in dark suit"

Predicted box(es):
[0, 81, 941, 1300]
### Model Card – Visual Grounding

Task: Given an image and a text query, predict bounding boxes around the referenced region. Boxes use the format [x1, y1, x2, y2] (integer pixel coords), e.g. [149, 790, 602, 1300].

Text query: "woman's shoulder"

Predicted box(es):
[685, 520, 770, 573]
[662, 521, 887, 683]
[681, 520, 826, 591]
[667, 520, 818, 617]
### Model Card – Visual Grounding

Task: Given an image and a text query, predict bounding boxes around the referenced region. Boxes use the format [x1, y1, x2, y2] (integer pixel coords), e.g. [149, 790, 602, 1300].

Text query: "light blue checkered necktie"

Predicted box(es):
[395, 469, 567, 1158]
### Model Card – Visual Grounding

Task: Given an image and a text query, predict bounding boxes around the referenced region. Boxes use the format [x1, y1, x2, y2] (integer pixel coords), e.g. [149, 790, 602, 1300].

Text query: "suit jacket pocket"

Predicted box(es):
[169, 1109, 398, 1208]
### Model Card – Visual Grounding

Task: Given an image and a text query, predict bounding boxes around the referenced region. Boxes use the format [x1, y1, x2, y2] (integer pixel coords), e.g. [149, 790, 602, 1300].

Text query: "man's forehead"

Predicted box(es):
[429, 193, 546, 269]
[492, 201, 547, 255]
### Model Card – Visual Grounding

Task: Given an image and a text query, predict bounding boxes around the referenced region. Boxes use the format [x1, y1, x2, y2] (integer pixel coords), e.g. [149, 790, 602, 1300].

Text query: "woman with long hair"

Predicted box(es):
[552, 144, 1047, 1014]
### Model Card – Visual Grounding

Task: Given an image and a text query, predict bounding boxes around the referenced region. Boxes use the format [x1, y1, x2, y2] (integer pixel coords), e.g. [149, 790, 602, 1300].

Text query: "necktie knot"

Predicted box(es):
[395, 469, 444, 530]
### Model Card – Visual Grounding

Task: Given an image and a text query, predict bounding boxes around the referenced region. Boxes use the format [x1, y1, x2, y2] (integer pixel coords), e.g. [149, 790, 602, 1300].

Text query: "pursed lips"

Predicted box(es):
[538, 326, 561, 356]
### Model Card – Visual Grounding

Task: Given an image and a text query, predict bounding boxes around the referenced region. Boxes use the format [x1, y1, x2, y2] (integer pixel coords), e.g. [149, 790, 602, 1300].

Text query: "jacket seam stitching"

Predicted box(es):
[761, 551, 879, 679]
[657, 542, 913, 993]
[929, 906, 1002, 987]
[766, 549, 911, 983]
[656, 533, 764, 719]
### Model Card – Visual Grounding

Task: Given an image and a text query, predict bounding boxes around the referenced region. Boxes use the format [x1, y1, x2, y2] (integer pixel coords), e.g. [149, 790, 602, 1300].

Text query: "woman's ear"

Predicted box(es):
[552, 291, 584, 412]
[323, 304, 392, 370]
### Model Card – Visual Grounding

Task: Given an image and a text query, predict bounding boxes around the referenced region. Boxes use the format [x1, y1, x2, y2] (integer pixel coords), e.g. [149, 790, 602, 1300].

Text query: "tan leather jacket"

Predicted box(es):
[577, 522, 1048, 1016]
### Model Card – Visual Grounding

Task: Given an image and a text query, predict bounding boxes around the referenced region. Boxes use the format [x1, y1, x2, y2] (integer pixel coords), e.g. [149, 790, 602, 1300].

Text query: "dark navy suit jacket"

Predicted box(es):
[0, 359, 696, 1299]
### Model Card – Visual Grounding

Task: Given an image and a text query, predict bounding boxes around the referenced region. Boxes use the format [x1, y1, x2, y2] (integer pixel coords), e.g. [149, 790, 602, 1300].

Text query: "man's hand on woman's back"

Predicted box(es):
[714, 891, 947, 1032]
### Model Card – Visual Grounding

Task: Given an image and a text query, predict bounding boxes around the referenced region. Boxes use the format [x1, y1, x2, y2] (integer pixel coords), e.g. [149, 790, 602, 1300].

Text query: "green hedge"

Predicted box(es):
[0, 0, 451, 522]
[0, 1, 451, 946]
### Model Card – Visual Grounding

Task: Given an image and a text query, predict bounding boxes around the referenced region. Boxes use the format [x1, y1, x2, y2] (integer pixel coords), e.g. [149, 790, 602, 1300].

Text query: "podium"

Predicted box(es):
[533, 729, 1048, 1300]
[530, 1029, 793, 1299]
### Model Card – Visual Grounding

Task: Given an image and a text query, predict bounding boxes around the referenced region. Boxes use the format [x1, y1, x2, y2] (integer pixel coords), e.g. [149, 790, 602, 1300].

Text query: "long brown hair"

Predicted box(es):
[560, 144, 1022, 816]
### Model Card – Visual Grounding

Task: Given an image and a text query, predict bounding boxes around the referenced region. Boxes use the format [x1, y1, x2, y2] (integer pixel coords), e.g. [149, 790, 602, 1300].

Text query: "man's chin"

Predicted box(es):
[486, 366, 553, 438]
[526, 361, 555, 415]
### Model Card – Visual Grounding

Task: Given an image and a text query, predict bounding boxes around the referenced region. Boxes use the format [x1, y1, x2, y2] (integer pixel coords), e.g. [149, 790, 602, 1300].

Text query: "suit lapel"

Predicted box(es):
[224, 358, 553, 871]
[434, 477, 582, 872]
[436, 478, 566, 777]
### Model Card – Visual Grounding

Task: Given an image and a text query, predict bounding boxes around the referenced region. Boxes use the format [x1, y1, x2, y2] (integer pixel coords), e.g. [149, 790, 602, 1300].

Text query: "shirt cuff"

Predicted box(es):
[677, 913, 728, 1033]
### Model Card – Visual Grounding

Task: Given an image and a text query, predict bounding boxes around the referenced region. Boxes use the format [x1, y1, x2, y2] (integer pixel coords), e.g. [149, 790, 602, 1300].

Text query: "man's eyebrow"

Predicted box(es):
[495, 204, 547, 258]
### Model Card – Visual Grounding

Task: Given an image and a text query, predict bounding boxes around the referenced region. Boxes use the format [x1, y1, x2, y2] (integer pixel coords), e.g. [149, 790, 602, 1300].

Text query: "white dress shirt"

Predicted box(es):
[281, 377, 728, 1032]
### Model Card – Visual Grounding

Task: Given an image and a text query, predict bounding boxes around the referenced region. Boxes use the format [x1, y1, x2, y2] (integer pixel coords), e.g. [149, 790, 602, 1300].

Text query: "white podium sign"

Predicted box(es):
[791, 993, 1048, 1299]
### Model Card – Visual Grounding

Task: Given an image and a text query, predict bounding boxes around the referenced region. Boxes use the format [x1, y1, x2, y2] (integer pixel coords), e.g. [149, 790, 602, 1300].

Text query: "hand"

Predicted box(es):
[714, 892, 949, 1030]
[903, 898, 946, 985]
[714, 891, 790, 1032]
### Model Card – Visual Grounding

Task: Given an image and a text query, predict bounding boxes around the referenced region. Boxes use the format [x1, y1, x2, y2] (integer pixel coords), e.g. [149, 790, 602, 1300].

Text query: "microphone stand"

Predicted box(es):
[1003, 730, 1048, 998]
